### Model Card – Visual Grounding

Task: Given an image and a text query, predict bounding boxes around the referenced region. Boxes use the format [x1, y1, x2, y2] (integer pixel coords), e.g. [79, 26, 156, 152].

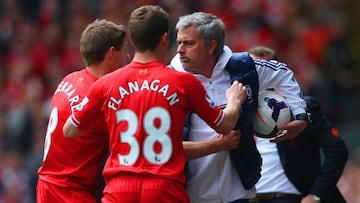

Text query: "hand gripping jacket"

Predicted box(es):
[183, 52, 262, 189]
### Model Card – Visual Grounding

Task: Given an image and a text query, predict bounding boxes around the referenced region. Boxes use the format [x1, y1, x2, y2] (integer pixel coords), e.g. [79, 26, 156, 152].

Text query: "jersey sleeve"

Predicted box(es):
[183, 74, 224, 129]
[69, 80, 105, 131]
[254, 59, 307, 116]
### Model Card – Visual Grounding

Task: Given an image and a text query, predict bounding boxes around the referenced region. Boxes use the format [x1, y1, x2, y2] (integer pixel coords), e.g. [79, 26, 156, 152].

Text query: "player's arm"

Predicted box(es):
[215, 81, 247, 134]
[184, 130, 241, 160]
[271, 120, 307, 142]
[255, 59, 306, 116]
[255, 59, 307, 142]
[63, 82, 104, 138]
[188, 75, 246, 135]
[63, 98, 92, 138]
[63, 117, 86, 138]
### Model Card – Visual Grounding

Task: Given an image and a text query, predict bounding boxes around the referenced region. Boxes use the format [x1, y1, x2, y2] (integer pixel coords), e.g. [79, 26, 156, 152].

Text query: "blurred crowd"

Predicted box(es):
[0, 0, 359, 202]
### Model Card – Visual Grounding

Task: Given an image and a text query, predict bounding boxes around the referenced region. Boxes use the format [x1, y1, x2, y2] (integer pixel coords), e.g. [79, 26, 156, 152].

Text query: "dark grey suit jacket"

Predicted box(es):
[277, 96, 348, 202]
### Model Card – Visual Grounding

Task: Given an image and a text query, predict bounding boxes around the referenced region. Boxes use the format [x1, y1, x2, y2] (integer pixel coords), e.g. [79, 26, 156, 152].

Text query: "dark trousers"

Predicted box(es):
[249, 193, 302, 203]
[230, 199, 250, 203]
[250, 198, 301, 203]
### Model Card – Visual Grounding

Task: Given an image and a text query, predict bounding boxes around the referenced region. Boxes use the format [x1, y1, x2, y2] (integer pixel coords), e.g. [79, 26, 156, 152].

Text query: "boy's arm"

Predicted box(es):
[63, 117, 86, 138]
[184, 130, 241, 160]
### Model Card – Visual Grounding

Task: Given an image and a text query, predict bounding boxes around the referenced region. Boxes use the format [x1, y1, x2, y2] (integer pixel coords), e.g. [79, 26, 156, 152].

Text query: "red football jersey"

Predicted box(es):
[37, 69, 108, 193]
[70, 61, 223, 185]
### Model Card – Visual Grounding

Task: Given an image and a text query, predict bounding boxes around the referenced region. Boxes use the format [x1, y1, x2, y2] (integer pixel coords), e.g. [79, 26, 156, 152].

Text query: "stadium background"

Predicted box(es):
[0, 0, 359, 202]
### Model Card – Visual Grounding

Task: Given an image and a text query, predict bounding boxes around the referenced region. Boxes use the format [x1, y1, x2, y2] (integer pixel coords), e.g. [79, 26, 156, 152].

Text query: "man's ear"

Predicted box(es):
[108, 46, 117, 58]
[207, 40, 217, 55]
[160, 32, 169, 45]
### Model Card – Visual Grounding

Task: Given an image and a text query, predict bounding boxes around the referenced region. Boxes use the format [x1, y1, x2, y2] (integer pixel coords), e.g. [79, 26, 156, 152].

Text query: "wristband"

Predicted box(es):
[295, 112, 311, 123]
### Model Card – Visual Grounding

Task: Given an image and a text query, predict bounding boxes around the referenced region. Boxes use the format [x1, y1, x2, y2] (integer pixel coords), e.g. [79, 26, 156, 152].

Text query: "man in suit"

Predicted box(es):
[250, 46, 349, 203]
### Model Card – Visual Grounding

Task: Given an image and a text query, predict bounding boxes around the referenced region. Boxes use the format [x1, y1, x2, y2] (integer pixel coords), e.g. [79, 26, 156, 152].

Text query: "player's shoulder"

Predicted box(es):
[58, 69, 89, 87]
[62, 69, 85, 80]
[97, 66, 125, 82]
[162, 64, 196, 79]
[253, 58, 290, 71]
[62, 69, 100, 88]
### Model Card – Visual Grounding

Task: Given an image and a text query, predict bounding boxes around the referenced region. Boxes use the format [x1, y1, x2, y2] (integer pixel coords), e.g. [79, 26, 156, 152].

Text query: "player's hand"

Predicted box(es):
[214, 130, 241, 152]
[301, 194, 320, 203]
[226, 81, 247, 111]
[270, 120, 307, 143]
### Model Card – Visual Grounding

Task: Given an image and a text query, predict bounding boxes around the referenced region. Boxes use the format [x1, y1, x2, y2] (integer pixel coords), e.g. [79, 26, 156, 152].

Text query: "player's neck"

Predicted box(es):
[133, 51, 160, 63]
[86, 66, 107, 78]
[133, 50, 166, 63]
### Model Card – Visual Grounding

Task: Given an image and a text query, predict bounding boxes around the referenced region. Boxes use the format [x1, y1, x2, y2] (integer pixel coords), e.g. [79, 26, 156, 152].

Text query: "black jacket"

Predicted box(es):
[277, 96, 349, 202]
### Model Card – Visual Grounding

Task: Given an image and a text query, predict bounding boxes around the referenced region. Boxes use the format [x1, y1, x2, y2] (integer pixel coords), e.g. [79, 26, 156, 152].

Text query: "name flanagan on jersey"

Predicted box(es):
[108, 79, 180, 110]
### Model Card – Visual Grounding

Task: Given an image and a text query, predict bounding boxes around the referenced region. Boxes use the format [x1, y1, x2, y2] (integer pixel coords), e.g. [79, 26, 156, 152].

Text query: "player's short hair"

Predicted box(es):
[128, 5, 169, 52]
[176, 12, 225, 58]
[248, 46, 278, 60]
[80, 19, 126, 66]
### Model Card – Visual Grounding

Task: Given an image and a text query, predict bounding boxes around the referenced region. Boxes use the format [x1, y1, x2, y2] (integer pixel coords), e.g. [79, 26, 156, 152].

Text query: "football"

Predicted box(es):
[253, 90, 291, 138]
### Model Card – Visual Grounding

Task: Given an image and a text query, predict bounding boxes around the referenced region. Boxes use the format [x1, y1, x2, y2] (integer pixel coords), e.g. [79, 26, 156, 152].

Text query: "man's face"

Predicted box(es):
[105, 42, 130, 74]
[117, 43, 130, 68]
[176, 26, 209, 73]
[112, 42, 130, 72]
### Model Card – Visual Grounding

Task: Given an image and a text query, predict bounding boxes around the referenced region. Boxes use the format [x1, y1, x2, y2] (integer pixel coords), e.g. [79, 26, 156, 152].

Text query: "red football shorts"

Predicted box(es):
[101, 174, 189, 203]
[36, 179, 97, 203]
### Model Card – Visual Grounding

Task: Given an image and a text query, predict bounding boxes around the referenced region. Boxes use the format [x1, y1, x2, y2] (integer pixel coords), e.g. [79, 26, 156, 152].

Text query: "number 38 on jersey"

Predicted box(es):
[116, 107, 172, 166]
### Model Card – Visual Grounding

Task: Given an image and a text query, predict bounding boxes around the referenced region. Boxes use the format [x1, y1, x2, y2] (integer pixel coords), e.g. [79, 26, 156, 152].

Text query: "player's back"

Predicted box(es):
[80, 60, 223, 185]
[37, 69, 108, 192]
